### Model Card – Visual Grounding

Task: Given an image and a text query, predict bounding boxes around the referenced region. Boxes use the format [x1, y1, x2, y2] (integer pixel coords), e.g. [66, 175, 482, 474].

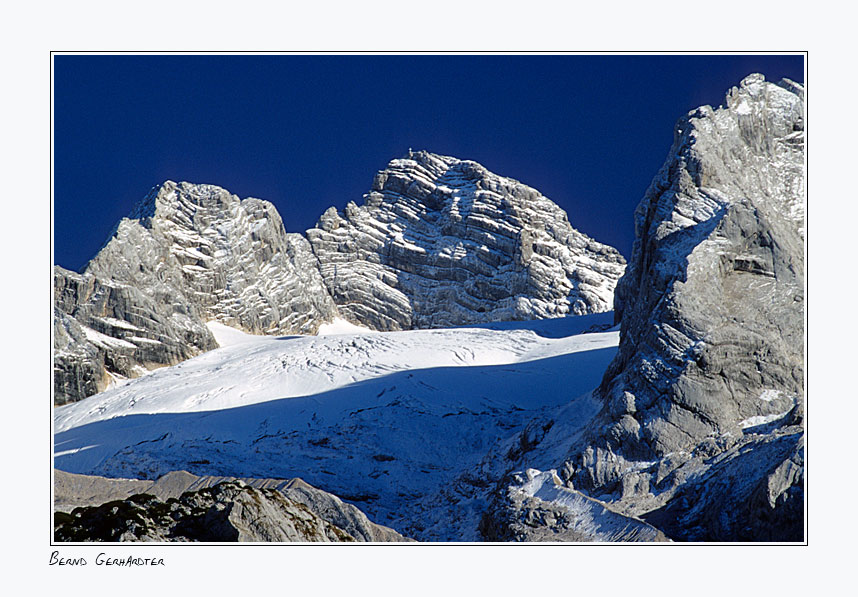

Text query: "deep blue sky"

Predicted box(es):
[53, 54, 804, 272]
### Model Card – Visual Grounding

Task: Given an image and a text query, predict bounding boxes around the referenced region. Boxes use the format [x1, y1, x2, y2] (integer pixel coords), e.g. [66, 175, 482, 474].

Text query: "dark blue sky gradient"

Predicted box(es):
[53, 54, 804, 272]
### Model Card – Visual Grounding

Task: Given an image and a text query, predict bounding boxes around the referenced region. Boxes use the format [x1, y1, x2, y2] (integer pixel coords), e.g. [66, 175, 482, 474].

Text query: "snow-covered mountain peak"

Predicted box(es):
[54, 74, 805, 543]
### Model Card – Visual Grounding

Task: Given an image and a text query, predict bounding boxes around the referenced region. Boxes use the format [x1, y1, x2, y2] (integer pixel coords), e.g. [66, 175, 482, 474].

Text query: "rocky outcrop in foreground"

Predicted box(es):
[479, 469, 669, 542]
[482, 74, 805, 542]
[54, 470, 409, 542]
[55, 158, 624, 403]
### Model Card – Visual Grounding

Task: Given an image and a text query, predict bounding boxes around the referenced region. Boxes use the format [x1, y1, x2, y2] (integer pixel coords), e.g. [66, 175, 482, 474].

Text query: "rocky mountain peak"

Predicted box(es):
[539, 73, 805, 539]
[126, 180, 246, 226]
[55, 152, 626, 403]
[307, 150, 626, 331]
[477, 74, 805, 542]
[54, 180, 339, 403]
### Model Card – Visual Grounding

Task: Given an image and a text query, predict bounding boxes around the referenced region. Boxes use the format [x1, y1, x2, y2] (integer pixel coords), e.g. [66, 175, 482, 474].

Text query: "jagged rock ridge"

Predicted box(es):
[54, 469, 410, 542]
[55, 480, 361, 542]
[483, 74, 805, 541]
[54, 160, 625, 403]
[53, 73, 805, 543]
[85, 182, 338, 336]
[307, 150, 626, 331]
[54, 182, 340, 403]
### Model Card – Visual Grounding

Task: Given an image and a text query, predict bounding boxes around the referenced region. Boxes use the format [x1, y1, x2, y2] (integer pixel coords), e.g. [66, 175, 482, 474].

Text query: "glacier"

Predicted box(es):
[54, 313, 618, 539]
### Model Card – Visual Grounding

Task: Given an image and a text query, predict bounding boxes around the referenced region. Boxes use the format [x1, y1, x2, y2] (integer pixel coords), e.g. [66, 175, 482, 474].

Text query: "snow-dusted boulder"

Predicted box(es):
[480, 469, 669, 542]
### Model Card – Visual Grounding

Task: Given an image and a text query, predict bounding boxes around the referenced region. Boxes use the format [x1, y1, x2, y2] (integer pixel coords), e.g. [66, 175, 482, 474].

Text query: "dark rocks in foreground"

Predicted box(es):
[54, 470, 410, 543]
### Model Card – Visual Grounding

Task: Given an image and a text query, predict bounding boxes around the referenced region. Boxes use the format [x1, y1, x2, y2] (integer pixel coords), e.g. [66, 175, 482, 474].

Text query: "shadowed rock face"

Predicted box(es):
[642, 429, 804, 542]
[561, 74, 805, 539]
[53, 267, 218, 405]
[307, 150, 626, 331]
[480, 74, 805, 542]
[54, 481, 357, 542]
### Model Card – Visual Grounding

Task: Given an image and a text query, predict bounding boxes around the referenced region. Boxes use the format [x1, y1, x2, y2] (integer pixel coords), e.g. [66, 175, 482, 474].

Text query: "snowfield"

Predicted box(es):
[54, 313, 618, 540]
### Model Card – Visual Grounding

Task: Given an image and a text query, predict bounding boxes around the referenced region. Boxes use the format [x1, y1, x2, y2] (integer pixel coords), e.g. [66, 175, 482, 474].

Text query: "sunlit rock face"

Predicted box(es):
[54, 182, 338, 403]
[84, 181, 340, 337]
[307, 150, 626, 331]
[54, 165, 625, 404]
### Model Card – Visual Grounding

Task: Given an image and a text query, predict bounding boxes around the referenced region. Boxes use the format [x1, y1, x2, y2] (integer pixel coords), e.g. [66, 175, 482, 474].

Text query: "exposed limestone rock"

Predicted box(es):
[556, 74, 805, 539]
[643, 426, 804, 541]
[53, 267, 217, 404]
[54, 182, 339, 403]
[54, 470, 410, 542]
[84, 181, 339, 337]
[54, 469, 154, 513]
[307, 150, 625, 331]
[54, 481, 356, 542]
[477, 74, 805, 542]
[55, 166, 625, 404]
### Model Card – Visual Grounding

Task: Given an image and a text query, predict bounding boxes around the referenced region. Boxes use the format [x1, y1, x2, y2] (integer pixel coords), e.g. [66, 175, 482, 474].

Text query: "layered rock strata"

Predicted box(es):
[484, 74, 805, 541]
[84, 181, 339, 337]
[307, 150, 626, 330]
[53, 267, 217, 405]
[55, 162, 625, 403]
[54, 182, 339, 403]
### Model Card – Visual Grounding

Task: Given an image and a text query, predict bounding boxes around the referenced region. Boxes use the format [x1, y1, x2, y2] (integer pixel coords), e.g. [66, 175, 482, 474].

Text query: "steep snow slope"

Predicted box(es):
[54, 313, 618, 539]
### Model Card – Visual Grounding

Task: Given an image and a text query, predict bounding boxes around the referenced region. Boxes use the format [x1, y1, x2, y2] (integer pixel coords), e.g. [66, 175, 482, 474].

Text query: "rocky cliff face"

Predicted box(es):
[483, 74, 805, 541]
[55, 162, 625, 403]
[307, 150, 625, 330]
[84, 181, 339, 337]
[53, 266, 217, 404]
[54, 182, 339, 403]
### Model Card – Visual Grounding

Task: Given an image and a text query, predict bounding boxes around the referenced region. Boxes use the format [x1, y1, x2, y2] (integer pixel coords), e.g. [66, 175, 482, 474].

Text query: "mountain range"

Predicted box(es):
[53, 73, 805, 542]
[54, 151, 624, 404]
